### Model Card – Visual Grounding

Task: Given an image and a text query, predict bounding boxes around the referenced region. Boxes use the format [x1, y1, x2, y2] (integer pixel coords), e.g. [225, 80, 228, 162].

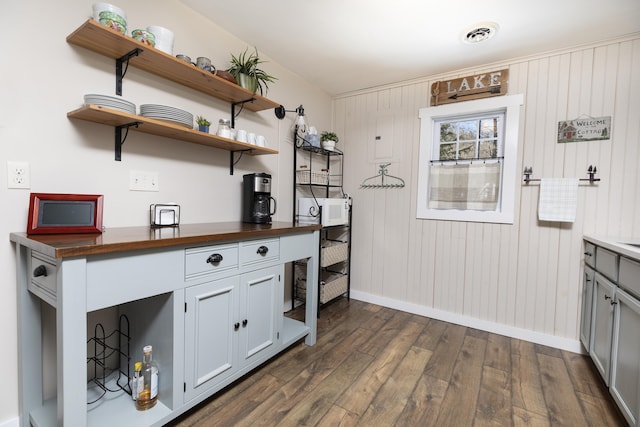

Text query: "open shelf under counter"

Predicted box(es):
[66, 19, 279, 112]
[32, 394, 172, 427]
[68, 104, 278, 155]
[282, 316, 310, 347]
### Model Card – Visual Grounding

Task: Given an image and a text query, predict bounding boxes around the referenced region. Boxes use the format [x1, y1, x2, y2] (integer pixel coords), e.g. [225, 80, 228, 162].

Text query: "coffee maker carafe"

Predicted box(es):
[242, 173, 276, 223]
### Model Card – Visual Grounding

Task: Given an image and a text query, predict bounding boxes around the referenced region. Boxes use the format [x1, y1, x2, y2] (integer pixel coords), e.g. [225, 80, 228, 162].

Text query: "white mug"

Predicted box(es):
[256, 135, 266, 147]
[236, 129, 247, 143]
[247, 132, 256, 145]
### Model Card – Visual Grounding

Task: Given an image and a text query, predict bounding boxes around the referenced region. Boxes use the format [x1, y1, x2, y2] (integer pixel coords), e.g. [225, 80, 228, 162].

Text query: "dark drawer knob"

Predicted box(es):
[584, 252, 593, 256]
[242, 319, 248, 327]
[257, 246, 269, 255]
[234, 322, 240, 331]
[206, 253, 223, 264]
[33, 265, 47, 278]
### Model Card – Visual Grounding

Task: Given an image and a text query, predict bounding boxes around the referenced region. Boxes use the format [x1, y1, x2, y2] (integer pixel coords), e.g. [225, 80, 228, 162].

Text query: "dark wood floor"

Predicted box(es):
[172, 298, 627, 426]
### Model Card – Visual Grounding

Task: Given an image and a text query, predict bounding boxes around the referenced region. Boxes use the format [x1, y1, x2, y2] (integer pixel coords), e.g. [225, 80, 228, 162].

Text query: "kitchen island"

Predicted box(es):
[11, 222, 321, 427]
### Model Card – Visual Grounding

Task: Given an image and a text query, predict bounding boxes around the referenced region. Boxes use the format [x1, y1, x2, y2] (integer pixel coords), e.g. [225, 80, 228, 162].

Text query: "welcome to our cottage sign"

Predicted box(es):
[557, 116, 611, 143]
[430, 69, 509, 106]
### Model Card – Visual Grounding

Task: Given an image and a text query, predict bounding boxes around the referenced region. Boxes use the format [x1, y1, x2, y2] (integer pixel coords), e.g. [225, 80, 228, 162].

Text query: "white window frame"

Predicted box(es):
[417, 94, 524, 224]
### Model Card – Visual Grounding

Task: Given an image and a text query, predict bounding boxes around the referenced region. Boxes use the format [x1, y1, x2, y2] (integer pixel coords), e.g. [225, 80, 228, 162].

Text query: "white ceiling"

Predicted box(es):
[182, 0, 640, 96]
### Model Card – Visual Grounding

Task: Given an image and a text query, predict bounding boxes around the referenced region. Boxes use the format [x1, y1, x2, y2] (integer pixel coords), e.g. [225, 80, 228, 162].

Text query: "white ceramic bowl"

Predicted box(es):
[92, 3, 127, 34]
[92, 3, 126, 20]
[147, 25, 174, 54]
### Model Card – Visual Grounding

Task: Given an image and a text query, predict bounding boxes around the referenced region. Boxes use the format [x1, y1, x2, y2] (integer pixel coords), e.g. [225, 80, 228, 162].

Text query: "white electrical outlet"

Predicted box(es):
[7, 161, 30, 189]
[129, 170, 159, 191]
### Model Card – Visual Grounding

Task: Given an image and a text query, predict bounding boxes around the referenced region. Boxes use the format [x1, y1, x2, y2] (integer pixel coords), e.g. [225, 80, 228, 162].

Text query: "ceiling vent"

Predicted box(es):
[462, 22, 499, 44]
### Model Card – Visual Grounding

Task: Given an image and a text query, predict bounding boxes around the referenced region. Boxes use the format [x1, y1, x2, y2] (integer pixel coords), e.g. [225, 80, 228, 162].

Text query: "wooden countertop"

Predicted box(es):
[10, 222, 321, 258]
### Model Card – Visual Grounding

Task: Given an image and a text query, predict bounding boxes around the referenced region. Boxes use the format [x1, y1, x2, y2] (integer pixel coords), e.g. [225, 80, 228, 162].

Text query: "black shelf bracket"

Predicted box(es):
[115, 122, 141, 161]
[230, 98, 256, 129]
[229, 149, 252, 175]
[115, 48, 142, 96]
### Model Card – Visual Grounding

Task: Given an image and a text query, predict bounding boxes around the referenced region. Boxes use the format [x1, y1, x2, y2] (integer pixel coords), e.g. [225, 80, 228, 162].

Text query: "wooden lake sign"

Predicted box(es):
[430, 69, 509, 106]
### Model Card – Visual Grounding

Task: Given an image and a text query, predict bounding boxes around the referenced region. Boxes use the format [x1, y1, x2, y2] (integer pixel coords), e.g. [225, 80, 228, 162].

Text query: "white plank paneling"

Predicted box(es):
[333, 34, 640, 346]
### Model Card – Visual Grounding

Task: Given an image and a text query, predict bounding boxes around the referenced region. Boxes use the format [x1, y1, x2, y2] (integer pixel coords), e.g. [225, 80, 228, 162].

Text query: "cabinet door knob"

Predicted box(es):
[207, 253, 223, 264]
[256, 246, 269, 255]
[234, 322, 240, 331]
[242, 319, 248, 327]
[33, 265, 47, 277]
[584, 252, 593, 256]
[605, 295, 612, 301]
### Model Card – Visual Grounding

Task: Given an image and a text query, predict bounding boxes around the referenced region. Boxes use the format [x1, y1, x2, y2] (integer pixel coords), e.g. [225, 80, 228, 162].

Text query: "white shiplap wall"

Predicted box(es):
[335, 36, 640, 351]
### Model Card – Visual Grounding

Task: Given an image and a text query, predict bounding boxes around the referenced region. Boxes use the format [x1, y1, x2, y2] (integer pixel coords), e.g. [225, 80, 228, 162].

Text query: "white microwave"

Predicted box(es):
[298, 197, 349, 227]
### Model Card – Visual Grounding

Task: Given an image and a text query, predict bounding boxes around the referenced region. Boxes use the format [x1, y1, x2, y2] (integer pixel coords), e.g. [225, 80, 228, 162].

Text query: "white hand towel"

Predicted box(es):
[538, 178, 579, 222]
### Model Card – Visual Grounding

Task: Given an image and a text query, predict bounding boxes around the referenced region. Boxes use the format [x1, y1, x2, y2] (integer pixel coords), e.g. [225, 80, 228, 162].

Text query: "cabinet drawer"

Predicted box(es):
[29, 252, 58, 306]
[619, 257, 640, 299]
[584, 241, 596, 268]
[596, 247, 619, 282]
[185, 243, 239, 280]
[240, 239, 280, 267]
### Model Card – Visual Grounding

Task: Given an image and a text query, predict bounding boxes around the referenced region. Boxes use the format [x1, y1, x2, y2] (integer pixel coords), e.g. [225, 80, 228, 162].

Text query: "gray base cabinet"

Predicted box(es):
[580, 265, 595, 349]
[184, 264, 283, 403]
[582, 237, 640, 426]
[611, 288, 640, 426]
[590, 273, 616, 385]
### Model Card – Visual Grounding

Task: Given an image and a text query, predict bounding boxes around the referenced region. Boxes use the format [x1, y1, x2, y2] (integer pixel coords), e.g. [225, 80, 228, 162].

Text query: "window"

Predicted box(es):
[417, 94, 523, 224]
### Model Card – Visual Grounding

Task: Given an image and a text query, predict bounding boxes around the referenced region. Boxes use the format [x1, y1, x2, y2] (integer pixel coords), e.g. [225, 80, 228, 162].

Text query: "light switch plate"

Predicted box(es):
[129, 170, 159, 192]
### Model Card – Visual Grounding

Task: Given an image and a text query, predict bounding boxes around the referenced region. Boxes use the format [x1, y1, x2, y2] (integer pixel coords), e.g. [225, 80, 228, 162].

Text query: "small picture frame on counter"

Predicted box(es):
[27, 193, 104, 235]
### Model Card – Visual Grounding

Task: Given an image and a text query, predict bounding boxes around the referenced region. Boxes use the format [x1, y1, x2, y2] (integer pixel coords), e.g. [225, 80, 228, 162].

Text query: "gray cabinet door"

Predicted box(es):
[580, 266, 595, 350]
[239, 265, 282, 367]
[611, 288, 640, 426]
[590, 273, 616, 385]
[184, 275, 240, 402]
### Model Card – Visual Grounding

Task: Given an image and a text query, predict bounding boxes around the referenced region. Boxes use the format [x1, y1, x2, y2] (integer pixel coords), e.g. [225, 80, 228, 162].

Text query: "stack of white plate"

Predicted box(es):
[84, 94, 136, 114]
[140, 104, 193, 128]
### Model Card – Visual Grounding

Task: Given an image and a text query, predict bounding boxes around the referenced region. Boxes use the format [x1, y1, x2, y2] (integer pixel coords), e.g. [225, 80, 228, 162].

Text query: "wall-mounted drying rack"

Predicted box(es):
[361, 163, 405, 189]
[523, 165, 601, 184]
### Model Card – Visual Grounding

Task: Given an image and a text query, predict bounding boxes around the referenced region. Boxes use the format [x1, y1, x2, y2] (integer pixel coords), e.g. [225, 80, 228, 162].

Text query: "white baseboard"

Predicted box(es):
[349, 290, 585, 354]
[0, 416, 19, 427]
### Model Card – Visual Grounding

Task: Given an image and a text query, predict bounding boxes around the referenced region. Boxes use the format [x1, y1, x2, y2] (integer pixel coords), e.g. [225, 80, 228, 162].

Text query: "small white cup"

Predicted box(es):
[256, 135, 266, 147]
[236, 129, 247, 143]
[247, 132, 256, 145]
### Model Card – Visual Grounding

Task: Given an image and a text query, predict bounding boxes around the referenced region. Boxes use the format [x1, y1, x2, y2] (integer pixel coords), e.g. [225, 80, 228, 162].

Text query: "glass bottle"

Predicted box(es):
[135, 345, 158, 410]
[130, 361, 142, 401]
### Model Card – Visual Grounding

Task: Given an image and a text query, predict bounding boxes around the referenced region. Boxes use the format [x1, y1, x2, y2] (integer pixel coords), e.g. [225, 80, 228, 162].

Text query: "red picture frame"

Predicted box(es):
[27, 193, 104, 235]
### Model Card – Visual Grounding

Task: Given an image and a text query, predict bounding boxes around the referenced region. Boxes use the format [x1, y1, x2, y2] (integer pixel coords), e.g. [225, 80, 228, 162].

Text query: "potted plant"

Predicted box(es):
[196, 116, 211, 133]
[226, 47, 277, 95]
[320, 131, 339, 151]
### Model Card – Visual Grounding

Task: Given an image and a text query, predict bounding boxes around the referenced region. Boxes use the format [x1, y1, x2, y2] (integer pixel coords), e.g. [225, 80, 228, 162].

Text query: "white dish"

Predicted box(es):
[84, 94, 135, 114]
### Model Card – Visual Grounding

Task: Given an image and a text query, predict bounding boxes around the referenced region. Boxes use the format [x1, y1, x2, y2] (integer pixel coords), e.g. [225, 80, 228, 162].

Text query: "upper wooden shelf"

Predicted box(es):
[68, 105, 279, 155]
[66, 19, 280, 112]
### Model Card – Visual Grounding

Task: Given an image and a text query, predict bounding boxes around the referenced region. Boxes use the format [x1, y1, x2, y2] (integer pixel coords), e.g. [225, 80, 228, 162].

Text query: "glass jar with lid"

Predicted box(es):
[217, 119, 231, 138]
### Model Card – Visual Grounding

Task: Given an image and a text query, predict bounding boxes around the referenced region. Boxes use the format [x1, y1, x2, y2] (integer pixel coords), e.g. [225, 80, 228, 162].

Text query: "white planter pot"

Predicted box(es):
[322, 140, 336, 151]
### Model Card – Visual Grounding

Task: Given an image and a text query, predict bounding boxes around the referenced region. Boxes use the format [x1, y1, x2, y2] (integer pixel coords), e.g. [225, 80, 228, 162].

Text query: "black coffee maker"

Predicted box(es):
[242, 173, 276, 223]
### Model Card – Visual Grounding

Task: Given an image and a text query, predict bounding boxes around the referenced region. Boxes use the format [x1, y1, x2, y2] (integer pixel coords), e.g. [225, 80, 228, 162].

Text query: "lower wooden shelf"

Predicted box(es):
[68, 104, 279, 155]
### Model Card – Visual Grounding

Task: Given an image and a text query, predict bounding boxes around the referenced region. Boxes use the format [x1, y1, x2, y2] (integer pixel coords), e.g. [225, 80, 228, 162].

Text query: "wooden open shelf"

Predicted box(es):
[68, 105, 278, 155]
[67, 19, 279, 112]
